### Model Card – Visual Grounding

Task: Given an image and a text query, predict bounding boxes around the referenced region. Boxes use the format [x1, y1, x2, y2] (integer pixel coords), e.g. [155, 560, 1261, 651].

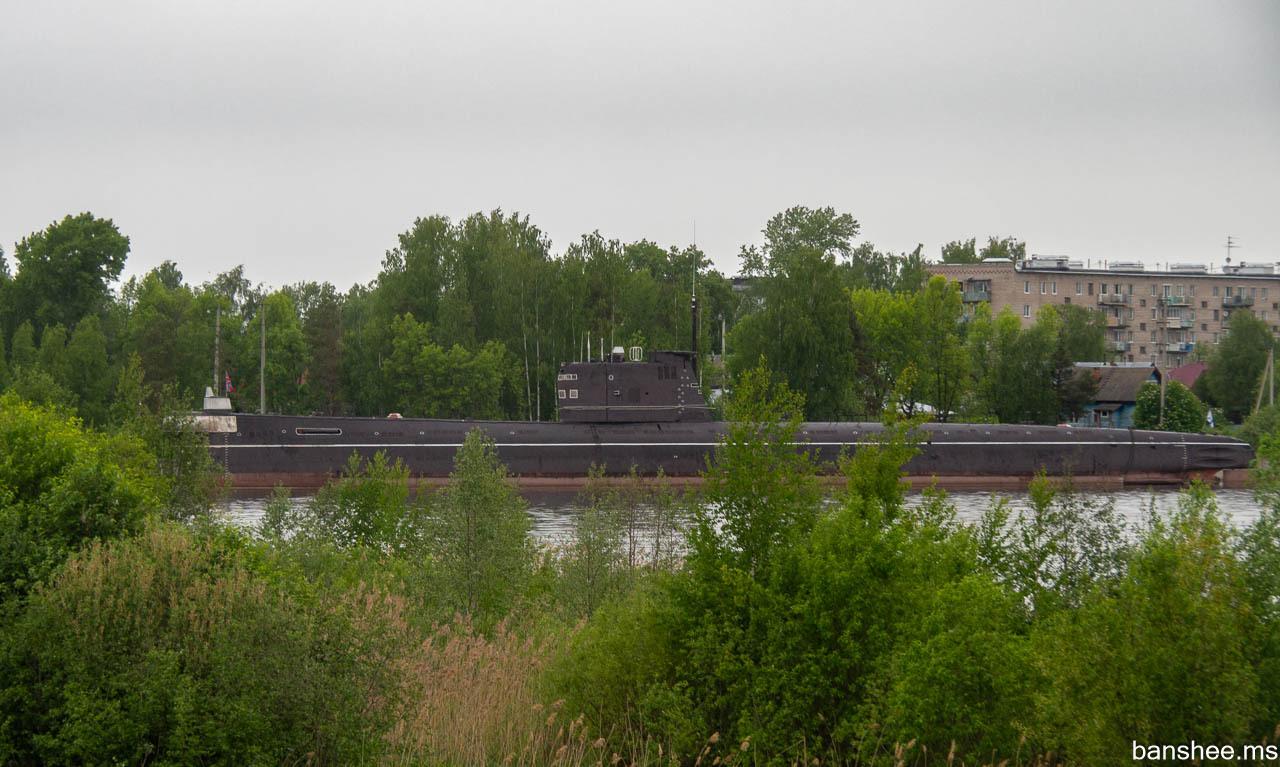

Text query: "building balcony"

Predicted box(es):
[962, 289, 991, 303]
[1162, 316, 1194, 328]
[1159, 295, 1190, 306]
[1223, 295, 1254, 308]
[1165, 342, 1194, 353]
[1107, 316, 1130, 328]
[1097, 294, 1130, 305]
[1111, 341, 1132, 351]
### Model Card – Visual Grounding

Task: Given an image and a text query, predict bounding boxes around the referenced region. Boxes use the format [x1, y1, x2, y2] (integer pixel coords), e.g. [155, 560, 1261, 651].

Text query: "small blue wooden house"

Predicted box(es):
[1073, 364, 1162, 429]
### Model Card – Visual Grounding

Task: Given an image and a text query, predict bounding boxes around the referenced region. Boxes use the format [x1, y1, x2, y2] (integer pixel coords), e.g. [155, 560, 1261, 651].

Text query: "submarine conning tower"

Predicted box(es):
[557, 347, 710, 423]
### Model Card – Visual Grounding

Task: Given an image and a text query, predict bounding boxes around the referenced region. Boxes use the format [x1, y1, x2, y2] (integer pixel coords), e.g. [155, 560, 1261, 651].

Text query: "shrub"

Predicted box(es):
[0, 523, 408, 765]
[0, 392, 161, 599]
[1029, 484, 1256, 762]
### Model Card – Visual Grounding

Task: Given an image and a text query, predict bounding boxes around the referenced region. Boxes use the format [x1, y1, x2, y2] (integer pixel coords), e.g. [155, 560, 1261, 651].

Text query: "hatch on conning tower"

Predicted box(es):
[556, 349, 710, 423]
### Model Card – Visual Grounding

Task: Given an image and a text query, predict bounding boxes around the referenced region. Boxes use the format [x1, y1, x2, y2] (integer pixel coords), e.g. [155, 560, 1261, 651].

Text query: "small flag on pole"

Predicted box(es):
[225, 373, 234, 394]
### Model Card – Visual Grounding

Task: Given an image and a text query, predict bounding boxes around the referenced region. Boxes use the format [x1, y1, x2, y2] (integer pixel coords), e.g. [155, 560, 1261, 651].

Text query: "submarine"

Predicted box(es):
[194, 345, 1254, 491]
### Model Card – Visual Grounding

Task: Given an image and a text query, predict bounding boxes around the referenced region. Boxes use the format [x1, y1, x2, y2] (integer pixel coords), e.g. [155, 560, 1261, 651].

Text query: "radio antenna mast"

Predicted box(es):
[1226, 235, 1240, 264]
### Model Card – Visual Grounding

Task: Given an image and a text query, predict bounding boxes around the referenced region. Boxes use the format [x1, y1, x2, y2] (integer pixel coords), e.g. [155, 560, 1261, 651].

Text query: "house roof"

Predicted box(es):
[1168, 361, 1208, 389]
[1076, 364, 1162, 404]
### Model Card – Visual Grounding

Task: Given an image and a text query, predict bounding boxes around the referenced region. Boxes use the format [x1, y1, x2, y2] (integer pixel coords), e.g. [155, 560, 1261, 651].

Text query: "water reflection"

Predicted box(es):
[218, 486, 1266, 546]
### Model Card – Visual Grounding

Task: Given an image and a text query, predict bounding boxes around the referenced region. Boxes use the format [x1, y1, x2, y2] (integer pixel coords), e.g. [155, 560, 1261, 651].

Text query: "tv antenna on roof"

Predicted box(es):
[1226, 235, 1240, 264]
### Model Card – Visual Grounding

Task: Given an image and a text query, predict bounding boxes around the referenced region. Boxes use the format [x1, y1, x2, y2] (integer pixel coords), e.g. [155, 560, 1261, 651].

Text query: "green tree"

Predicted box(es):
[109, 355, 220, 520]
[940, 235, 1025, 264]
[0, 523, 405, 765]
[9, 213, 130, 334]
[917, 275, 968, 421]
[9, 321, 36, 371]
[940, 237, 979, 264]
[1030, 487, 1256, 762]
[36, 323, 71, 386]
[63, 315, 113, 425]
[849, 288, 918, 416]
[1133, 380, 1208, 432]
[291, 281, 344, 414]
[972, 306, 1059, 423]
[0, 393, 162, 599]
[262, 451, 427, 554]
[1052, 303, 1107, 361]
[1203, 310, 1275, 422]
[433, 429, 533, 622]
[980, 235, 1027, 261]
[119, 266, 211, 404]
[842, 242, 928, 292]
[689, 362, 820, 580]
[731, 206, 861, 420]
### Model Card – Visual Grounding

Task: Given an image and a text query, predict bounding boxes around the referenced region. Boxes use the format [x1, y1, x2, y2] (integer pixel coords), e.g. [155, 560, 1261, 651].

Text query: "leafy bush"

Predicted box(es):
[1029, 484, 1257, 762]
[0, 523, 408, 765]
[1133, 379, 1208, 432]
[0, 392, 162, 599]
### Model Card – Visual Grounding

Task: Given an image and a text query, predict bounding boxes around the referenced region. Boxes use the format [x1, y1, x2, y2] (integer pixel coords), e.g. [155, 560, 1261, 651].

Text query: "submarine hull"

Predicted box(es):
[196, 413, 1254, 490]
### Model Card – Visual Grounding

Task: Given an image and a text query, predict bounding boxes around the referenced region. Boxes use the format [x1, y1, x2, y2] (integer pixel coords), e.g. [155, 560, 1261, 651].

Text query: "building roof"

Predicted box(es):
[1077, 364, 1162, 404]
[1167, 362, 1208, 389]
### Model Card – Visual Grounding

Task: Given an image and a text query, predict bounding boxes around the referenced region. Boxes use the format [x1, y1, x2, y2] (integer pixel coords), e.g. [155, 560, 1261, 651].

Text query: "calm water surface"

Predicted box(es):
[219, 486, 1267, 547]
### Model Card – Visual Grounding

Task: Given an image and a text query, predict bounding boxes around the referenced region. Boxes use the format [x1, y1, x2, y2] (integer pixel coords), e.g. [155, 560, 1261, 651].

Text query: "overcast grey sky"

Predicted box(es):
[2, 0, 1277, 290]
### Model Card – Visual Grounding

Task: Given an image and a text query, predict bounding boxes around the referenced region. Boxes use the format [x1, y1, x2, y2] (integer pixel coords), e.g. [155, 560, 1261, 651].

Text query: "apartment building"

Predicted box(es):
[927, 257, 1280, 369]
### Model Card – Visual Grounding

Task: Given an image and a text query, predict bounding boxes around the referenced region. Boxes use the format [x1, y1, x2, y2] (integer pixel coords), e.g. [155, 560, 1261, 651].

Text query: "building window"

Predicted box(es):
[1023, 305, 1031, 317]
[1214, 286, 1220, 297]
[1115, 284, 1122, 295]
[1227, 286, 1233, 297]
[1076, 281, 1082, 295]
[1252, 287, 1258, 298]
[1140, 298, 1147, 307]
[1190, 285, 1196, 296]
[1264, 311, 1270, 321]
[1064, 297, 1071, 304]
[1176, 285, 1184, 296]
[1264, 288, 1269, 298]
[1140, 346, 1146, 354]
[1151, 309, 1157, 319]
[1128, 331, 1134, 341]
[1213, 333, 1219, 344]
[1201, 323, 1207, 331]
[1140, 322, 1146, 331]
[1052, 281, 1057, 294]
[1088, 283, 1094, 295]
[1213, 309, 1219, 320]
[1201, 301, 1208, 308]
[1128, 284, 1135, 295]
[1041, 281, 1047, 295]
[1151, 331, 1157, 341]
[1100, 283, 1108, 295]
[1151, 284, 1158, 296]
[1024, 280, 1030, 294]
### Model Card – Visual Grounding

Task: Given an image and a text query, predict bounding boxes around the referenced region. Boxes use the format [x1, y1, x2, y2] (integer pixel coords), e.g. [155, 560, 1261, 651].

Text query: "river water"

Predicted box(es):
[219, 486, 1268, 547]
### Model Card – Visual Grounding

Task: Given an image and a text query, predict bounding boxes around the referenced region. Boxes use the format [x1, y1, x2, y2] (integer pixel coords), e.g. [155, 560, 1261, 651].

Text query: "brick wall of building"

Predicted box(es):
[927, 262, 1280, 368]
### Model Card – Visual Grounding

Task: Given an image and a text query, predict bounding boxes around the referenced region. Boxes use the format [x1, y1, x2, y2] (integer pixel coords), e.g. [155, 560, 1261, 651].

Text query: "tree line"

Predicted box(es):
[1, 207, 1274, 429]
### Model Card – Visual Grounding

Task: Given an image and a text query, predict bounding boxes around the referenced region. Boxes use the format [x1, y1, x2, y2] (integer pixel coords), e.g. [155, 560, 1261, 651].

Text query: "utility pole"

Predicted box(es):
[260, 299, 266, 414]
[213, 304, 221, 392]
